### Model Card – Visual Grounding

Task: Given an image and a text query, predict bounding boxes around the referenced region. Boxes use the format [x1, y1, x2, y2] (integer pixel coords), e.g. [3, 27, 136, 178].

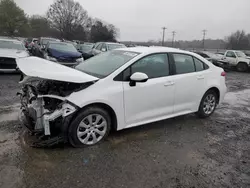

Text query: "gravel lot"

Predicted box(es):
[0, 71, 249, 188]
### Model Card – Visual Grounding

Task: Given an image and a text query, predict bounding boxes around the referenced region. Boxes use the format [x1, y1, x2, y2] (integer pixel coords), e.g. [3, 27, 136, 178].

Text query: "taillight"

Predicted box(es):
[221, 71, 226, 76]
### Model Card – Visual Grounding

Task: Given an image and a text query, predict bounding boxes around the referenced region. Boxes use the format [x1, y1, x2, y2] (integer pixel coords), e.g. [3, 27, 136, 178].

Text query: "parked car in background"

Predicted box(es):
[91, 42, 126, 56]
[77, 43, 94, 60]
[32, 37, 60, 57]
[38, 37, 60, 48]
[195, 51, 229, 69]
[222, 50, 250, 72]
[62, 40, 78, 48]
[17, 47, 226, 147]
[0, 38, 29, 72]
[43, 41, 83, 67]
[27, 38, 38, 52]
[24, 38, 32, 48]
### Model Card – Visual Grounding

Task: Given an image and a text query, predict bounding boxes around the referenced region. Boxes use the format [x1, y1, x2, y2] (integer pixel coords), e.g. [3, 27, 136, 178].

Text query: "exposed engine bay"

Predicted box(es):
[18, 76, 95, 147]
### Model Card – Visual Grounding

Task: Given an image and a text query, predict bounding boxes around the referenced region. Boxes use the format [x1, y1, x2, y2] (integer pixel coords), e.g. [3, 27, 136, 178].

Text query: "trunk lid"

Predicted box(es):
[16, 56, 99, 83]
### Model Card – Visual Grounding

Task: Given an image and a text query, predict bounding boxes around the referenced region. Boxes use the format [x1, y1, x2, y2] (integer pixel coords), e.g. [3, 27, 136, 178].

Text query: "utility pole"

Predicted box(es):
[162, 27, 167, 46]
[172, 31, 176, 47]
[202, 29, 207, 50]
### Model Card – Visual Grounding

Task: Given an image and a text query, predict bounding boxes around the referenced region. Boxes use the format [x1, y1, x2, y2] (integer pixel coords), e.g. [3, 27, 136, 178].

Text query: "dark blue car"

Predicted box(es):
[44, 42, 84, 67]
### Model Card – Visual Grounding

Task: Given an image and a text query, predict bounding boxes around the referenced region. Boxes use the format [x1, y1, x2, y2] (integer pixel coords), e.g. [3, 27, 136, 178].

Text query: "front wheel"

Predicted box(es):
[197, 90, 218, 118]
[68, 107, 111, 147]
[236, 62, 248, 72]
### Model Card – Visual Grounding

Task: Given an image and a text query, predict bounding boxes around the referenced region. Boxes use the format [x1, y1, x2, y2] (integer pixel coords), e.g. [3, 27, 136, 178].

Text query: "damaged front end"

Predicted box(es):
[18, 78, 93, 147]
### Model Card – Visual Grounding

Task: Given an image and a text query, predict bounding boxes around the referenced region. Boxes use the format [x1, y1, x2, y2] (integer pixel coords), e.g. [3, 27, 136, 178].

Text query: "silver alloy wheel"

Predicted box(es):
[77, 114, 107, 145]
[203, 94, 216, 115]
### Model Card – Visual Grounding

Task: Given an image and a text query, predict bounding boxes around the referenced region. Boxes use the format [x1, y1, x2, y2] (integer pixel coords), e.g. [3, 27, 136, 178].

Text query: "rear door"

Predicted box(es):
[169, 53, 208, 114]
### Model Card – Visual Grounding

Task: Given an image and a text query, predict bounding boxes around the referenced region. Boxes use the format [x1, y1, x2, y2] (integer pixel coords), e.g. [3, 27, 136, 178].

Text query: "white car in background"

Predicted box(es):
[0, 38, 29, 72]
[17, 47, 226, 147]
[91, 42, 126, 56]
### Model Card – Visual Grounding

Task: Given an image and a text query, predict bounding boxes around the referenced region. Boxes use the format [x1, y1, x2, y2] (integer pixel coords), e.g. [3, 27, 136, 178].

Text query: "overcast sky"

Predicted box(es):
[15, 0, 250, 41]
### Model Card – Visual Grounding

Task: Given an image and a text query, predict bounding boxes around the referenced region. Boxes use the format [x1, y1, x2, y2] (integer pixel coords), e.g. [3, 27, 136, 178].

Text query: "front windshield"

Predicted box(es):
[0, 40, 25, 50]
[107, 44, 126, 50]
[76, 50, 139, 78]
[80, 44, 93, 52]
[235, 51, 247, 58]
[49, 43, 77, 52]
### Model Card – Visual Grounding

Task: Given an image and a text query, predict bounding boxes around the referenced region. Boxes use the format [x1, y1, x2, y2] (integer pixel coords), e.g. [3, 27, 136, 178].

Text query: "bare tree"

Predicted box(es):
[226, 30, 250, 50]
[47, 0, 89, 40]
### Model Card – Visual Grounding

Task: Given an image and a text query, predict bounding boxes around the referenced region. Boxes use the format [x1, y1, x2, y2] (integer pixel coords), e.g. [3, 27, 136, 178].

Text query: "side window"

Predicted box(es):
[102, 44, 107, 51]
[194, 58, 205, 71]
[226, 51, 236, 58]
[173, 54, 195, 74]
[96, 43, 103, 50]
[130, 53, 169, 79]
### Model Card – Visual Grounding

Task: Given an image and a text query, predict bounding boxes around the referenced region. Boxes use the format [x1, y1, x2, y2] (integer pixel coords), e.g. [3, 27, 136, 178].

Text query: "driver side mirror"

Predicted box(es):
[129, 72, 148, 87]
[101, 48, 107, 52]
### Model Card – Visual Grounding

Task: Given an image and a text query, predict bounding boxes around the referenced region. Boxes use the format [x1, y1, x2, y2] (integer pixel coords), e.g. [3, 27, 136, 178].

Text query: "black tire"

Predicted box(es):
[68, 106, 111, 147]
[197, 90, 218, 118]
[236, 62, 248, 72]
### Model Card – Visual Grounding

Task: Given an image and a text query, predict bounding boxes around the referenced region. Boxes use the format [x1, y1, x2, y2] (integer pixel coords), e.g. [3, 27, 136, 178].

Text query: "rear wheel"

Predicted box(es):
[236, 62, 248, 72]
[68, 106, 111, 147]
[197, 90, 218, 118]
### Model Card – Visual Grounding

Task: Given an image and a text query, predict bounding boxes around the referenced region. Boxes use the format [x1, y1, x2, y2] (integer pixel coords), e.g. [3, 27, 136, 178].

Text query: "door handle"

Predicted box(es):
[197, 75, 205, 80]
[164, 81, 175, 86]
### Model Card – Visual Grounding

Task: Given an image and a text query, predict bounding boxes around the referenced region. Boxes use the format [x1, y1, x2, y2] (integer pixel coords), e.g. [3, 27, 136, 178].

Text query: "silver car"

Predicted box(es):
[91, 42, 126, 56]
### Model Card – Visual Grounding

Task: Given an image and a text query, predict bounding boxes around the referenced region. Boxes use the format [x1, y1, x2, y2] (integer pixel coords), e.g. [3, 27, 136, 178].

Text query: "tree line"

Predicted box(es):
[0, 0, 249, 50]
[0, 0, 118, 42]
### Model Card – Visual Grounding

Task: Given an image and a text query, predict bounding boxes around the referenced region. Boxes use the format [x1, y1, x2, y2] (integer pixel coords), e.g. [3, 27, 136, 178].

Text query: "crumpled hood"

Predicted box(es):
[16, 56, 99, 83]
[48, 48, 82, 60]
[0, 49, 29, 58]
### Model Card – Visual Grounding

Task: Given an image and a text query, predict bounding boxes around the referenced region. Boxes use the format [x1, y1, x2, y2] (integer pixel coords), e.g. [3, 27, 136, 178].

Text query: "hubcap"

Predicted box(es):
[77, 114, 107, 145]
[203, 94, 216, 115]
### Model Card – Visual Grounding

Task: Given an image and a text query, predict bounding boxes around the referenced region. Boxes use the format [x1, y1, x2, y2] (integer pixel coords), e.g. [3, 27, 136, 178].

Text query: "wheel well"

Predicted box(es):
[237, 61, 248, 65]
[206, 87, 220, 103]
[81, 103, 118, 131]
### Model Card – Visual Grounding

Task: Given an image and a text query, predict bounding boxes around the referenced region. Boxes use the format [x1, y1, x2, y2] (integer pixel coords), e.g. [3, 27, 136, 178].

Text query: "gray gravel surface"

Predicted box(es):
[0, 71, 249, 188]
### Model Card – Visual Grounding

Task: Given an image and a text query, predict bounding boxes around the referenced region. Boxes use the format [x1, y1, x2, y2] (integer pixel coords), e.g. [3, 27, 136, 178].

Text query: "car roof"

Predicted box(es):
[116, 46, 190, 54]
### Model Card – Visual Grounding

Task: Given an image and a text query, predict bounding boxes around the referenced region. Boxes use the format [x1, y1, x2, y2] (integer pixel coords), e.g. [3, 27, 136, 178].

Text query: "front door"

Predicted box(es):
[225, 51, 237, 65]
[123, 53, 175, 127]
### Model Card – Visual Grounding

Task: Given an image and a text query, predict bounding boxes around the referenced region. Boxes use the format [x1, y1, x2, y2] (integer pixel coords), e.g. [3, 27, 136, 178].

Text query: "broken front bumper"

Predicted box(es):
[18, 86, 78, 147]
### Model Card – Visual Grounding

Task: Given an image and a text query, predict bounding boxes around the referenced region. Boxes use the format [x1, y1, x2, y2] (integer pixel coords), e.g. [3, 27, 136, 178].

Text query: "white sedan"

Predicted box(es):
[17, 47, 227, 147]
